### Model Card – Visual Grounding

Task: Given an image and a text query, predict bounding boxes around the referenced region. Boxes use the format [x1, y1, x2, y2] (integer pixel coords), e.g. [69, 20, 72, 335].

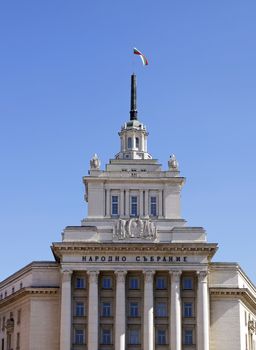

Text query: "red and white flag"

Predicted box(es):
[133, 47, 148, 66]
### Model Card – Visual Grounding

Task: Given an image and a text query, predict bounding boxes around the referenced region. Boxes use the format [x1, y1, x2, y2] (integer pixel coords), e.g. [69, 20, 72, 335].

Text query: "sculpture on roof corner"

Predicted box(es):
[90, 154, 101, 170]
[168, 154, 179, 171]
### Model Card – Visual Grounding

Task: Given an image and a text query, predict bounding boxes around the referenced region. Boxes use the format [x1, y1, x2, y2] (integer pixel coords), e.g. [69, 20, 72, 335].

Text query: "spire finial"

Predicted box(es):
[130, 73, 137, 120]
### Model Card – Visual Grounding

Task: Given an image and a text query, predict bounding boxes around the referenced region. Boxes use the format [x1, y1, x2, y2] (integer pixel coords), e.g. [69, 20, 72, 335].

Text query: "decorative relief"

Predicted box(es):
[87, 270, 99, 284]
[248, 320, 256, 334]
[144, 270, 155, 283]
[114, 218, 157, 240]
[115, 270, 127, 283]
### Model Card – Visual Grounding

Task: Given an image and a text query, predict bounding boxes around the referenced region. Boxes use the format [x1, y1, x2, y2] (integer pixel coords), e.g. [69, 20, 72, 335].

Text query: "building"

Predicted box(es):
[0, 74, 256, 350]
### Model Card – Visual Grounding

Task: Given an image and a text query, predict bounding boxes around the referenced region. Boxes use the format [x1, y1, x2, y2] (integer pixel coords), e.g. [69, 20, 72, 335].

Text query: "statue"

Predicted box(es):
[90, 154, 101, 170]
[168, 154, 179, 171]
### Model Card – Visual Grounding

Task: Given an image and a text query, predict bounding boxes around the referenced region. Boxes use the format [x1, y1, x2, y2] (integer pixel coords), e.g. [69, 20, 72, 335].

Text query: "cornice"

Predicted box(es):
[0, 287, 59, 308]
[51, 242, 218, 261]
[210, 287, 256, 311]
[83, 176, 185, 185]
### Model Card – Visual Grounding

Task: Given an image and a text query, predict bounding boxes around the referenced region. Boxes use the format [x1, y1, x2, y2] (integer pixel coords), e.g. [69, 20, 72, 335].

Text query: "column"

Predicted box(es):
[120, 190, 124, 217]
[125, 189, 129, 217]
[145, 190, 149, 216]
[115, 271, 127, 350]
[197, 271, 209, 350]
[60, 269, 73, 350]
[139, 190, 143, 216]
[106, 190, 110, 217]
[143, 270, 155, 350]
[158, 190, 163, 218]
[87, 271, 99, 350]
[169, 271, 182, 350]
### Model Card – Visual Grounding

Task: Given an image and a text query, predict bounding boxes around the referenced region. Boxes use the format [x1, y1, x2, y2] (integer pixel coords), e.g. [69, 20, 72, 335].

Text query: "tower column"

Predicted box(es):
[87, 271, 99, 350]
[169, 271, 182, 350]
[145, 190, 149, 216]
[115, 271, 127, 350]
[125, 189, 130, 217]
[197, 271, 209, 350]
[120, 190, 124, 216]
[139, 190, 143, 216]
[143, 270, 155, 350]
[158, 190, 163, 218]
[106, 189, 110, 217]
[60, 269, 72, 350]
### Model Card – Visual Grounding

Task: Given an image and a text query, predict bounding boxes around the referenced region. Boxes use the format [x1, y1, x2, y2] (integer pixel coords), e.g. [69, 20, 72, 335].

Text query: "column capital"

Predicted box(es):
[115, 270, 127, 283]
[61, 269, 73, 282]
[169, 270, 182, 283]
[87, 270, 99, 284]
[197, 270, 208, 283]
[143, 270, 155, 283]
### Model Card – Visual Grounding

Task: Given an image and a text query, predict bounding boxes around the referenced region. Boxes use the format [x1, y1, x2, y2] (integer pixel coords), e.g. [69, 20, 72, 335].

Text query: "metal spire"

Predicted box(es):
[130, 73, 138, 120]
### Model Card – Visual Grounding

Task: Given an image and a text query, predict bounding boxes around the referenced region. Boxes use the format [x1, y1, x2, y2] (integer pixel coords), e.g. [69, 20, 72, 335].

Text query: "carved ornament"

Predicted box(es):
[114, 218, 157, 241]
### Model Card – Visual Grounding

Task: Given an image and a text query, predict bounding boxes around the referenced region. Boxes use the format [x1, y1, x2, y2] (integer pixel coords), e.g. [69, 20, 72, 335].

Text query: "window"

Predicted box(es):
[129, 277, 139, 289]
[75, 329, 84, 344]
[111, 196, 119, 216]
[184, 330, 193, 345]
[102, 302, 111, 317]
[102, 276, 112, 289]
[156, 302, 167, 317]
[16, 332, 20, 348]
[156, 276, 166, 289]
[2, 317, 5, 331]
[150, 196, 157, 216]
[130, 196, 138, 216]
[183, 277, 193, 290]
[76, 302, 84, 316]
[157, 329, 167, 345]
[1, 339, 4, 350]
[17, 309, 21, 324]
[128, 137, 132, 149]
[20, 282, 23, 289]
[129, 329, 140, 345]
[0, 294, 2, 300]
[76, 277, 85, 289]
[102, 329, 111, 345]
[12, 287, 15, 294]
[4, 291, 7, 298]
[129, 302, 139, 317]
[184, 302, 193, 318]
[136, 137, 139, 148]
[7, 334, 11, 350]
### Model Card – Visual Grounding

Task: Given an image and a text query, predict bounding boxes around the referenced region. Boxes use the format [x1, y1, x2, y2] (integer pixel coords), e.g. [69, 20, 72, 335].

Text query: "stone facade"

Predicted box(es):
[0, 74, 256, 350]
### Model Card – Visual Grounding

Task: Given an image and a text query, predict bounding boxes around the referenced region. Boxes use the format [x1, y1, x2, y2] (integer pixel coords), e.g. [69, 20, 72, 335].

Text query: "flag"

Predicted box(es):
[133, 47, 148, 66]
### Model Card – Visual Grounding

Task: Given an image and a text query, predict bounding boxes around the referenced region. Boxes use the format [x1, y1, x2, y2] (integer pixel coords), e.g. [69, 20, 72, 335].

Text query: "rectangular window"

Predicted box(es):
[17, 309, 21, 324]
[75, 329, 84, 344]
[76, 277, 85, 289]
[16, 332, 20, 348]
[157, 329, 167, 345]
[130, 196, 138, 216]
[156, 302, 167, 317]
[136, 137, 139, 148]
[102, 302, 111, 317]
[76, 302, 84, 316]
[156, 276, 166, 289]
[129, 329, 140, 345]
[129, 277, 139, 289]
[129, 302, 139, 317]
[1, 339, 4, 350]
[102, 329, 111, 345]
[184, 330, 193, 345]
[111, 195, 119, 216]
[2, 317, 5, 331]
[128, 137, 132, 149]
[184, 302, 193, 318]
[183, 277, 193, 290]
[102, 276, 112, 289]
[150, 196, 157, 216]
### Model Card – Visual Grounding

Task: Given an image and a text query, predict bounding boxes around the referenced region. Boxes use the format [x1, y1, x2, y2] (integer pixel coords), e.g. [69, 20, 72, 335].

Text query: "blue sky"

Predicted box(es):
[0, 0, 256, 283]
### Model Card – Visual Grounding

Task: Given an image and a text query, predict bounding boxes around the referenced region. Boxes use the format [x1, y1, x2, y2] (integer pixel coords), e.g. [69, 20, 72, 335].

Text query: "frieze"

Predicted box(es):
[81, 255, 188, 263]
[114, 218, 157, 241]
